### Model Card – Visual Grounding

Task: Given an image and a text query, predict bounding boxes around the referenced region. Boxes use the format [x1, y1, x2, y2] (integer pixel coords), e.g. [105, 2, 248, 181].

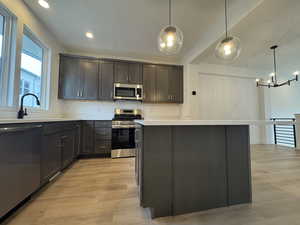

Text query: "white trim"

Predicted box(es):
[0, 4, 17, 107]
[21, 25, 51, 110]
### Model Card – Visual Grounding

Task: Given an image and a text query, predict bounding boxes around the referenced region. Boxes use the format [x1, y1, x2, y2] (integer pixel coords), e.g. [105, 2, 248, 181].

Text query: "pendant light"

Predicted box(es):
[158, 0, 183, 55]
[215, 0, 241, 62]
[38, 0, 50, 9]
[256, 45, 299, 88]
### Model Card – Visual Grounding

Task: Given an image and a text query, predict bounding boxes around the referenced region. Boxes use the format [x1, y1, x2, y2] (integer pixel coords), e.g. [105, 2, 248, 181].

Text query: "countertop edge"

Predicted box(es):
[134, 120, 298, 126]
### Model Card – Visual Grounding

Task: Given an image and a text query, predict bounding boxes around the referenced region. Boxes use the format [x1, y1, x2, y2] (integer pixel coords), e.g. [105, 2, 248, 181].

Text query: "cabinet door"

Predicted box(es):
[81, 121, 95, 154]
[95, 127, 111, 154]
[169, 66, 183, 103]
[41, 133, 62, 183]
[226, 126, 252, 205]
[156, 66, 170, 102]
[61, 130, 75, 169]
[173, 126, 227, 215]
[0, 126, 42, 218]
[129, 63, 142, 84]
[114, 62, 129, 83]
[58, 56, 82, 99]
[80, 59, 99, 100]
[99, 60, 114, 101]
[143, 65, 156, 103]
[74, 123, 81, 158]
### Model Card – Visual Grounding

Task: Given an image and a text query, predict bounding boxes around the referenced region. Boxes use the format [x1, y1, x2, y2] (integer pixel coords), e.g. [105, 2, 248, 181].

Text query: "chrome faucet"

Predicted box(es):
[18, 93, 41, 119]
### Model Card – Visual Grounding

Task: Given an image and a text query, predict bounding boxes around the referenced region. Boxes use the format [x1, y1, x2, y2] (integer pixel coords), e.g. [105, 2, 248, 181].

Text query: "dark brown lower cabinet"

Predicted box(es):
[0, 122, 81, 220]
[95, 127, 111, 154]
[41, 122, 79, 184]
[0, 125, 42, 218]
[41, 133, 62, 184]
[81, 120, 112, 156]
[61, 129, 75, 169]
[173, 126, 227, 215]
[81, 121, 95, 154]
[137, 125, 251, 218]
[74, 123, 81, 158]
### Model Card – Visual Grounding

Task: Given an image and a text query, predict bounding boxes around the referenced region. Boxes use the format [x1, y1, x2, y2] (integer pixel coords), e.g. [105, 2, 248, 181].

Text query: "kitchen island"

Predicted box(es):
[135, 120, 252, 218]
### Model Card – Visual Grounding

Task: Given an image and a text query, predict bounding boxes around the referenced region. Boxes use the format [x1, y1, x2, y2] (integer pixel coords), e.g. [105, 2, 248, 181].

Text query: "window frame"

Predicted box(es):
[0, 4, 17, 107]
[20, 26, 51, 110]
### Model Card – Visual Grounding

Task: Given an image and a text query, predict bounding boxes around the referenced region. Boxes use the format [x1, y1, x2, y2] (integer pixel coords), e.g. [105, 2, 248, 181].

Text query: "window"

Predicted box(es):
[19, 27, 49, 109]
[0, 5, 16, 106]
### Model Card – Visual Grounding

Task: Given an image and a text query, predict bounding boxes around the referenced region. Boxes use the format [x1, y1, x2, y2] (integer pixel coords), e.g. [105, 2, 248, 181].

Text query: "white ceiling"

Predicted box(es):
[23, 0, 298, 75]
[23, 0, 263, 64]
[193, 0, 300, 77]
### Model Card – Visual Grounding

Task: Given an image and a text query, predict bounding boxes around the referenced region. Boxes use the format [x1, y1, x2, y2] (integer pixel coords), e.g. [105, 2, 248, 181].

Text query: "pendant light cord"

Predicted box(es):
[225, 0, 228, 38]
[273, 47, 277, 83]
[169, 0, 172, 25]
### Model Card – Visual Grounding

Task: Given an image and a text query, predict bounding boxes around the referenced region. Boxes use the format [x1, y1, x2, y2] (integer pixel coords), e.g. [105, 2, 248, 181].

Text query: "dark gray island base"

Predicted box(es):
[135, 124, 252, 218]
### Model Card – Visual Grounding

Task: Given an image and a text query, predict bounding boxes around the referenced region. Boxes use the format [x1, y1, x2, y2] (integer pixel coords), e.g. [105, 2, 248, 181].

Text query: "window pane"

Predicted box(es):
[19, 33, 43, 108]
[0, 15, 5, 87]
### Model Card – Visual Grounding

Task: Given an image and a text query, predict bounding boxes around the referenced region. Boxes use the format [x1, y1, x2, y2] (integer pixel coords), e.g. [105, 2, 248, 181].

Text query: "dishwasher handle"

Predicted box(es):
[0, 125, 43, 135]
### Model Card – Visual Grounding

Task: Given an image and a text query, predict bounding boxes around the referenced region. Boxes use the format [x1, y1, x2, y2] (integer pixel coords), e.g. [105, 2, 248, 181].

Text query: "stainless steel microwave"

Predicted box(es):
[114, 83, 143, 101]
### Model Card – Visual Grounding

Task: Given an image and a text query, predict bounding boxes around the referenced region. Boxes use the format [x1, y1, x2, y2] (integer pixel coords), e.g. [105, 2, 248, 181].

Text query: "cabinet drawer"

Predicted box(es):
[95, 121, 112, 128]
[43, 122, 77, 135]
[95, 128, 111, 137]
[95, 139, 111, 146]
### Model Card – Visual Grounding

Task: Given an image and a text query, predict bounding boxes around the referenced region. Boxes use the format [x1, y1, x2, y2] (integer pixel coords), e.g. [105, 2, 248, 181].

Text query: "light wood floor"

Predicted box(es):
[4, 144, 300, 225]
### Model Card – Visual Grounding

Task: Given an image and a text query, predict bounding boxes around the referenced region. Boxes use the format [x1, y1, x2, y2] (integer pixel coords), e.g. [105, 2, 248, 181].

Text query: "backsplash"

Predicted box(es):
[62, 100, 182, 120]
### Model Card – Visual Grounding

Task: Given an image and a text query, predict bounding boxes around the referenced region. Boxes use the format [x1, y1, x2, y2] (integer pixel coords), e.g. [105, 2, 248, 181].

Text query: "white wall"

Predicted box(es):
[0, 0, 65, 119]
[181, 63, 265, 144]
[265, 81, 300, 118]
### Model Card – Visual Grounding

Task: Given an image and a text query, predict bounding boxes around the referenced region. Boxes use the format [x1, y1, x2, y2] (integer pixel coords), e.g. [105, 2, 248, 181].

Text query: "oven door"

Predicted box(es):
[112, 127, 136, 150]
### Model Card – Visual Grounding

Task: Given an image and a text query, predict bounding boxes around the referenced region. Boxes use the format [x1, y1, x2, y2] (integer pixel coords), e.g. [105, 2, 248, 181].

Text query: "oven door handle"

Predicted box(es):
[112, 125, 137, 129]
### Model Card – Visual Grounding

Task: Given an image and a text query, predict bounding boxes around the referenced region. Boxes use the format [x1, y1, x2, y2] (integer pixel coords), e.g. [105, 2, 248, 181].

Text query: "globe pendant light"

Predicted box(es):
[215, 0, 241, 62]
[158, 0, 183, 55]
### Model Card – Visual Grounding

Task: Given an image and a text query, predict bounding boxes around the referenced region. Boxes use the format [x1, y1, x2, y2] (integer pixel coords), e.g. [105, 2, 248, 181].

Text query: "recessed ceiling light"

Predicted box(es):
[38, 0, 50, 9]
[86, 32, 94, 39]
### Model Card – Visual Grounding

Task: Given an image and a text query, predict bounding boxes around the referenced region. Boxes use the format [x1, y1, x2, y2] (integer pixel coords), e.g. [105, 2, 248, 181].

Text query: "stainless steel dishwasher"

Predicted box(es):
[0, 125, 42, 218]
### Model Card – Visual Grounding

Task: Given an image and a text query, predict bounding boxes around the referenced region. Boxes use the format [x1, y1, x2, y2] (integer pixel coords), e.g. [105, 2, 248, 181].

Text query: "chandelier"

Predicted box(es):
[256, 45, 298, 88]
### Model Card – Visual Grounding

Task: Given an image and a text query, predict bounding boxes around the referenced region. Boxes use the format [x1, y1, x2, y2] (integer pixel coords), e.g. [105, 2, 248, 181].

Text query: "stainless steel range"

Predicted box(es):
[111, 109, 142, 158]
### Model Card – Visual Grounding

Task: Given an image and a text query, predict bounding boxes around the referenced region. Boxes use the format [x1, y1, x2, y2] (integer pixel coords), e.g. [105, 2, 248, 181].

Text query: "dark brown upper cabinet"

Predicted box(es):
[58, 54, 183, 104]
[114, 62, 129, 83]
[129, 63, 143, 84]
[99, 60, 114, 101]
[143, 65, 157, 103]
[169, 66, 183, 103]
[80, 59, 99, 100]
[114, 62, 142, 84]
[156, 66, 170, 102]
[58, 55, 81, 99]
[143, 65, 183, 104]
[58, 55, 99, 100]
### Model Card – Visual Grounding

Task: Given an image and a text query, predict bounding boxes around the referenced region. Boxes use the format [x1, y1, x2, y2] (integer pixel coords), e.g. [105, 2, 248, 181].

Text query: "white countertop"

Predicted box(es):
[135, 120, 297, 126]
[0, 118, 81, 124]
